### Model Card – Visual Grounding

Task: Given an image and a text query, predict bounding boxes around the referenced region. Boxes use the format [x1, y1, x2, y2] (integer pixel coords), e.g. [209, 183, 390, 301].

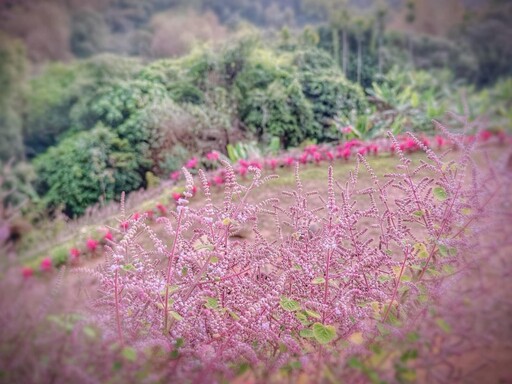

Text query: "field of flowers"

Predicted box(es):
[3, 126, 511, 383]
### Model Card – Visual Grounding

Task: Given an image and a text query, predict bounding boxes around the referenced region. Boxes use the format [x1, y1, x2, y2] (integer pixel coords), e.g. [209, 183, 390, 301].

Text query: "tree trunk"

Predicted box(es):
[342, 28, 348, 76]
[332, 27, 340, 67]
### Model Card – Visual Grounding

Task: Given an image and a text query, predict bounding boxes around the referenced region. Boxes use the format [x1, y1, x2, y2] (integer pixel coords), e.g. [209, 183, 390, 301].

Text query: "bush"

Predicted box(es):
[88, 129, 497, 382]
[34, 126, 142, 217]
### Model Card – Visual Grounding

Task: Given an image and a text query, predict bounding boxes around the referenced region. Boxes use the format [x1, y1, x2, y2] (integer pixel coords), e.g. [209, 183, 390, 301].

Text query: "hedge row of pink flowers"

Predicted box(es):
[21, 129, 508, 279]
[171, 130, 508, 187]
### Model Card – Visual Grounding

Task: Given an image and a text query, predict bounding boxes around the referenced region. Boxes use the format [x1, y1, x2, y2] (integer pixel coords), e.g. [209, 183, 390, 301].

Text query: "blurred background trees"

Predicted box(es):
[0, 0, 510, 217]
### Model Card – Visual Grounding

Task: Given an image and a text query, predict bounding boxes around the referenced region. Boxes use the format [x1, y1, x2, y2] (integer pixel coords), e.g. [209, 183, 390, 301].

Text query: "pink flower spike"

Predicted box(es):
[22, 266, 33, 279]
[40, 257, 52, 272]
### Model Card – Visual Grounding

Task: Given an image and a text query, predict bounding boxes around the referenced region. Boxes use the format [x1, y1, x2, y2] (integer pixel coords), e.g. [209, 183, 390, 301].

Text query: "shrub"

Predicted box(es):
[34, 126, 142, 217]
[89, 128, 495, 382]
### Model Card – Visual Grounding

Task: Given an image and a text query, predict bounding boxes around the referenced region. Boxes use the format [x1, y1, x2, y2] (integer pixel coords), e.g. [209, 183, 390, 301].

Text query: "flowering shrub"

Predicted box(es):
[87, 127, 501, 382]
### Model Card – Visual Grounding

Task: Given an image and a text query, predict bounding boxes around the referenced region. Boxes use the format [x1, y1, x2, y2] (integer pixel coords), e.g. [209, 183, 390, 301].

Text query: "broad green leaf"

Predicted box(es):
[433, 186, 447, 201]
[312, 322, 336, 344]
[121, 347, 137, 362]
[299, 329, 314, 338]
[312, 277, 325, 284]
[280, 296, 301, 312]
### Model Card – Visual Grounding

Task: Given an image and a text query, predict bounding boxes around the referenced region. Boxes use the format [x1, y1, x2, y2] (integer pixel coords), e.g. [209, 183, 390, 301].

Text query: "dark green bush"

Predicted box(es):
[34, 126, 142, 217]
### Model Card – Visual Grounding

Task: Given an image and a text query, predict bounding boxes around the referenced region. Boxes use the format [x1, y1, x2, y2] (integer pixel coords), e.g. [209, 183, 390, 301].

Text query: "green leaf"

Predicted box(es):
[169, 311, 183, 321]
[280, 296, 301, 312]
[435, 318, 452, 333]
[122, 263, 135, 271]
[299, 329, 314, 338]
[83, 325, 98, 339]
[412, 210, 424, 217]
[304, 309, 321, 319]
[204, 297, 219, 310]
[312, 277, 325, 284]
[433, 186, 447, 201]
[227, 309, 240, 320]
[413, 243, 429, 259]
[175, 337, 184, 348]
[210, 256, 219, 264]
[295, 312, 309, 324]
[121, 347, 137, 362]
[312, 322, 336, 345]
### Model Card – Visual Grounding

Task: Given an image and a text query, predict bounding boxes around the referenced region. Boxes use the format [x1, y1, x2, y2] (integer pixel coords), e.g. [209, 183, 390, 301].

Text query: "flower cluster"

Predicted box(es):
[89, 127, 500, 382]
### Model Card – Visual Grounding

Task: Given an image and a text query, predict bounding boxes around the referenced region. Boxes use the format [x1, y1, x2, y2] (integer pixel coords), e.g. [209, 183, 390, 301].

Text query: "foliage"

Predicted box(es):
[0, 33, 26, 162]
[34, 126, 142, 217]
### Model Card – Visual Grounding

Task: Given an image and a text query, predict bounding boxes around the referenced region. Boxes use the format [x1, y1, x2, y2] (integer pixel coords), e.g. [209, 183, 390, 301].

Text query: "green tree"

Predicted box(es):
[0, 33, 26, 162]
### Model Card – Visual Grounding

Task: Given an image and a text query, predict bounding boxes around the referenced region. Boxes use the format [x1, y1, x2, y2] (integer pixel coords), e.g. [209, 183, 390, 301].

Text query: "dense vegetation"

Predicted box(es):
[1, 0, 511, 222]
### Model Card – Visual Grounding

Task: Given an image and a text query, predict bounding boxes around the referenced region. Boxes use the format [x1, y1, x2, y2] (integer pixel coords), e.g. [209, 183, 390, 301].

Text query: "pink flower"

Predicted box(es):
[104, 231, 113, 241]
[156, 203, 167, 215]
[250, 160, 262, 170]
[358, 147, 368, 156]
[284, 157, 295, 167]
[268, 158, 278, 171]
[313, 151, 322, 164]
[479, 130, 492, 142]
[120, 221, 129, 230]
[132, 212, 140, 221]
[186, 157, 198, 169]
[70, 248, 80, 261]
[170, 171, 181, 181]
[212, 175, 224, 186]
[304, 145, 318, 155]
[435, 136, 445, 148]
[172, 192, 182, 202]
[22, 266, 33, 279]
[192, 185, 197, 196]
[325, 151, 335, 161]
[206, 151, 220, 161]
[146, 210, 154, 220]
[238, 166, 248, 177]
[40, 257, 52, 272]
[341, 125, 352, 134]
[340, 148, 351, 160]
[299, 153, 308, 164]
[86, 239, 99, 252]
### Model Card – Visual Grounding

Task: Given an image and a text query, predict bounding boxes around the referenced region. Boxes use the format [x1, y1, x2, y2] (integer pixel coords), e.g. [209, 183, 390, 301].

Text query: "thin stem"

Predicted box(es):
[114, 268, 124, 345]
[163, 209, 184, 334]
